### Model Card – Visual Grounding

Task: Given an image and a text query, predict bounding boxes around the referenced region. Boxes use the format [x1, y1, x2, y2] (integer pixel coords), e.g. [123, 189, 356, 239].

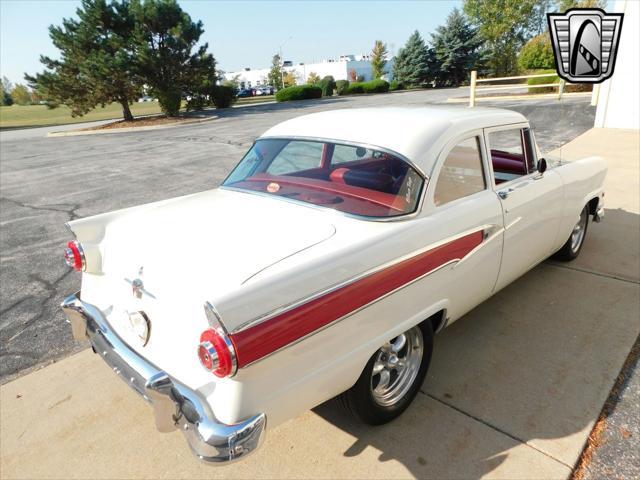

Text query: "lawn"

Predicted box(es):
[0, 102, 164, 129]
[0, 96, 275, 129]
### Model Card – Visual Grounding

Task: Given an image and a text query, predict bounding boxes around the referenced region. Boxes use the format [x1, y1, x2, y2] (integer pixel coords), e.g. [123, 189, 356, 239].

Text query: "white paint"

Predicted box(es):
[594, 0, 640, 129]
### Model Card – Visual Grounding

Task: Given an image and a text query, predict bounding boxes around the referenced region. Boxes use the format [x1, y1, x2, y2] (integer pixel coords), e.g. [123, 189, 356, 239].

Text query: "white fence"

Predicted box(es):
[468, 70, 566, 107]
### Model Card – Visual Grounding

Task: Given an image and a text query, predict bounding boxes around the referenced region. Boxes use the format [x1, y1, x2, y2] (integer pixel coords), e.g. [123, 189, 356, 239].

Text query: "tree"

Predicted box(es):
[518, 33, 555, 70]
[464, 0, 539, 76]
[268, 54, 283, 90]
[11, 84, 32, 105]
[349, 69, 357, 82]
[132, 0, 217, 117]
[283, 71, 296, 87]
[371, 40, 388, 79]
[393, 30, 431, 87]
[430, 8, 481, 87]
[1, 77, 13, 106]
[307, 72, 321, 84]
[556, 0, 607, 11]
[25, 0, 143, 121]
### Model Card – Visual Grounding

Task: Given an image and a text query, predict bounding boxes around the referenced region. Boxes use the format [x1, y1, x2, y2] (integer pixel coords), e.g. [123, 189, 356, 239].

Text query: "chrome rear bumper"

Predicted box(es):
[60, 292, 266, 463]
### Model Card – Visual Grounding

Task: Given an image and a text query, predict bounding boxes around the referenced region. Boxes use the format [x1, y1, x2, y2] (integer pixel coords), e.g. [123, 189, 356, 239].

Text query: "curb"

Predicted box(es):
[46, 115, 217, 137]
[446, 92, 591, 103]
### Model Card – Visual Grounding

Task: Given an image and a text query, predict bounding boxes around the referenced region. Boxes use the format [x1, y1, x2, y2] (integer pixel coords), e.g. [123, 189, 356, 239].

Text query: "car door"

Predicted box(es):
[425, 130, 504, 320]
[486, 124, 564, 292]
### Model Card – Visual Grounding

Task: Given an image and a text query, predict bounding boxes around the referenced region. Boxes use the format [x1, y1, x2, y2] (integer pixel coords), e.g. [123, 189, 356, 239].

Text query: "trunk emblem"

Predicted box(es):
[125, 267, 156, 299]
[131, 278, 144, 299]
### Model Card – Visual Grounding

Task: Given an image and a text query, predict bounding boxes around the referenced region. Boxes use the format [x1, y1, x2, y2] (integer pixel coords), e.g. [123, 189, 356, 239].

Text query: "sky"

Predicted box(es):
[0, 0, 462, 85]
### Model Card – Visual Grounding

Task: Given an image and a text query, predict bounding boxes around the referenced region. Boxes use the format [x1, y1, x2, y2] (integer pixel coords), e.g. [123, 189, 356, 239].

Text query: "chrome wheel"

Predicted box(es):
[570, 208, 588, 253]
[371, 326, 424, 407]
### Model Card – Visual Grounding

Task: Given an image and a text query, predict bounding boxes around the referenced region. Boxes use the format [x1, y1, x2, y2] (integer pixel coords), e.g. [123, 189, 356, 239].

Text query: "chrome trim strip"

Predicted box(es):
[60, 293, 266, 463]
[232, 224, 496, 334]
[204, 302, 238, 377]
[240, 259, 459, 368]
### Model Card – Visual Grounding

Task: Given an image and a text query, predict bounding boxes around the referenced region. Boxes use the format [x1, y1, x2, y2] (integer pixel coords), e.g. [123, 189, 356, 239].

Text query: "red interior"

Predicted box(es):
[234, 172, 405, 217]
[491, 150, 527, 175]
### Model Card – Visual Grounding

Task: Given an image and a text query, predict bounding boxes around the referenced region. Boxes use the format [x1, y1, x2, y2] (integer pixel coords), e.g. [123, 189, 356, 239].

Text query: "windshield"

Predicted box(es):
[223, 139, 424, 218]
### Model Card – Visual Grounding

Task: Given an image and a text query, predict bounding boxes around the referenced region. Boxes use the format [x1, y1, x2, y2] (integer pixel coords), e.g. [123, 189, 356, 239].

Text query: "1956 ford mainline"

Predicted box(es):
[60, 107, 606, 463]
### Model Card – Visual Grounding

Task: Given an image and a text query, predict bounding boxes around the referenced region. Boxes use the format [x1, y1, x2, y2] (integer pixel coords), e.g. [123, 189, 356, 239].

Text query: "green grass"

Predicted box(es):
[0, 96, 276, 129]
[0, 102, 165, 129]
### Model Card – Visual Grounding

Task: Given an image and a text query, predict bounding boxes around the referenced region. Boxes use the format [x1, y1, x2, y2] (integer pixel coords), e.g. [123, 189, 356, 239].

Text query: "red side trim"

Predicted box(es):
[231, 230, 483, 367]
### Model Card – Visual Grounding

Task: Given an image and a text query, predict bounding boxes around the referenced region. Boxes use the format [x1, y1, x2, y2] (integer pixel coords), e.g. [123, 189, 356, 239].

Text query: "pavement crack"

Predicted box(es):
[546, 262, 639, 285]
[0, 269, 73, 344]
[420, 390, 574, 469]
[0, 196, 81, 221]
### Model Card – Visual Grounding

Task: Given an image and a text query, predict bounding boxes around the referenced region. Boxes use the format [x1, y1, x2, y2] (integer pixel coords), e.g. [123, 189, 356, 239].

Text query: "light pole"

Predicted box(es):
[278, 36, 293, 89]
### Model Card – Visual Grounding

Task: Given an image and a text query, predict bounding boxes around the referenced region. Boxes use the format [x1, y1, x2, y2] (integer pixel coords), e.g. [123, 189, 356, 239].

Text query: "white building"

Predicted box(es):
[594, 0, 639, 129]
[223, 54, 394, 89]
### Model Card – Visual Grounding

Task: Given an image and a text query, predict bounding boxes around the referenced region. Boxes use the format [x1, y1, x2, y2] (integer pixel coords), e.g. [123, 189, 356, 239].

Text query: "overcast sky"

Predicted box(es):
[0, 0, 462, 85]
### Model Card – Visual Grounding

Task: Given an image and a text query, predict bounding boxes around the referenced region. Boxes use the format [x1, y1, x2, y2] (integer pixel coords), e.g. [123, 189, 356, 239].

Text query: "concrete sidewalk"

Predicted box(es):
[1, 128, 638, 479]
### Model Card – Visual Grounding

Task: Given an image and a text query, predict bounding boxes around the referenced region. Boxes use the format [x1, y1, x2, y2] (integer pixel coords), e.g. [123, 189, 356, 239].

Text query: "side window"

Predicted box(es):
[434, 137, 486, 206]
[266, 141, 323, 175]
[489, 128, 528, 184]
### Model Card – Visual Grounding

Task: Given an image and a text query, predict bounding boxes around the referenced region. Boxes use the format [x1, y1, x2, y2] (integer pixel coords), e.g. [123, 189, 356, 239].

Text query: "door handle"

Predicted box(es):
[498, 188, 514, 199]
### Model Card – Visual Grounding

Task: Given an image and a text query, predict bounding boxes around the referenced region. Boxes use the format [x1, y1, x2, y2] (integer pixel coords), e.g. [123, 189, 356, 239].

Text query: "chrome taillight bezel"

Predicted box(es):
[64, 240, 86, 272]
[198, 302, 237, 378]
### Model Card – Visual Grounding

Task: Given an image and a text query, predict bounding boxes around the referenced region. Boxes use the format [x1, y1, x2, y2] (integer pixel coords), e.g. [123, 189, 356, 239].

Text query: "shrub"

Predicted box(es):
[362, 79, 389, 93]
[346, 82, 365, 94]
[318, 76, 335, 97]
[518, 33, 555, 71]
[211, 85, 237, 108]
[156, 87, 182, 116]
[356, 75, 365, 82]
[389, 80, 405, 91]
[336, 80, 349, 95]
[275, 84, 322, 102]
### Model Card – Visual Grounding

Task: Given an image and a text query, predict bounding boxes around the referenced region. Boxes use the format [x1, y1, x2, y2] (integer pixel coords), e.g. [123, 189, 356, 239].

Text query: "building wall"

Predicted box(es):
[594, 0, 640, 129]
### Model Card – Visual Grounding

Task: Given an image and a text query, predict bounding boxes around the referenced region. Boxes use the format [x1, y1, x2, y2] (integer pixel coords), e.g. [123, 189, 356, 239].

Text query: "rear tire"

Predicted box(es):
[553, 205, 589, 261]
[336, 322, 434, 425]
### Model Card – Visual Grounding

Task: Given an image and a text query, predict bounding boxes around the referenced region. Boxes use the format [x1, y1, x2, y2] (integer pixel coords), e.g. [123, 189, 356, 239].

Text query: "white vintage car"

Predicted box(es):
[61, 107, 606, 463]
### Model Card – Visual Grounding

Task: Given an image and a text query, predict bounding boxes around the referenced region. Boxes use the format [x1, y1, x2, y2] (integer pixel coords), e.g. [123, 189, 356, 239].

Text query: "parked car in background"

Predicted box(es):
[237, 88, 254, 98]
[61, 107, 606, 464]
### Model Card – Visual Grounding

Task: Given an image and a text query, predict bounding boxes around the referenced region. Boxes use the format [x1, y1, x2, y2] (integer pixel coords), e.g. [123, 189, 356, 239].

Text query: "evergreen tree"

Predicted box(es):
[371, 40, 388, 79]
[25, 0, 143, 121]
[431, 8, 481, 87]
[268, 54, 283, 90]
[132, 0, 216, 117]
[1, 77, 13, 106]
[393, 31, 431, 87]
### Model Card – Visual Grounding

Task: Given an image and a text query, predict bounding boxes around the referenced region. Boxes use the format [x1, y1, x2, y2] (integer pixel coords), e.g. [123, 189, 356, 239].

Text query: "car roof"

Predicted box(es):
[260, 106, 528, 177]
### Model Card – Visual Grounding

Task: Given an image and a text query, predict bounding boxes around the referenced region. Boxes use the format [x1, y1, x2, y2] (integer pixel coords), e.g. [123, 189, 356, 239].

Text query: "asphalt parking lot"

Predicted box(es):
[1, 90, 638, 479]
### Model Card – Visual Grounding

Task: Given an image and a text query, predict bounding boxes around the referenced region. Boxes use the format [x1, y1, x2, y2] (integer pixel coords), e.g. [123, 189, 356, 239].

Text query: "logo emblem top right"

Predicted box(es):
[548, 8, 624, 84]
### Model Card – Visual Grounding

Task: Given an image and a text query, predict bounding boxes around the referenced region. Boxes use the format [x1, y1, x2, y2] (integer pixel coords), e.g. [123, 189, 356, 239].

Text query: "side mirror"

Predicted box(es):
[537, 157, 547, 174]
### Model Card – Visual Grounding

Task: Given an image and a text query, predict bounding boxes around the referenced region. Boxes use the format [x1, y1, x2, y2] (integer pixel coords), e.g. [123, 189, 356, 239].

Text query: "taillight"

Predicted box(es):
[64, 240, 85, 271]
[198, 302, 237, 378]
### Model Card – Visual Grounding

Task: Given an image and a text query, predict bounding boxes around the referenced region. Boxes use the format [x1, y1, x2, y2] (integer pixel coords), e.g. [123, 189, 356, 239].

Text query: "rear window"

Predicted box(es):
[223, 139, 424, 218]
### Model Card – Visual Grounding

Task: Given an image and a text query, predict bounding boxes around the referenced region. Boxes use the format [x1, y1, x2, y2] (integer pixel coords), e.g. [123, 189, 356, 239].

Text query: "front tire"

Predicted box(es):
[553, 205, 589, 261]
[336, 322, 433, 425]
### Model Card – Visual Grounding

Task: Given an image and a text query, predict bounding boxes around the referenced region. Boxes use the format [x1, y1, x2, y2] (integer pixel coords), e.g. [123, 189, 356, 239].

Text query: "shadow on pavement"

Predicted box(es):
[314, 207, 639, 478]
